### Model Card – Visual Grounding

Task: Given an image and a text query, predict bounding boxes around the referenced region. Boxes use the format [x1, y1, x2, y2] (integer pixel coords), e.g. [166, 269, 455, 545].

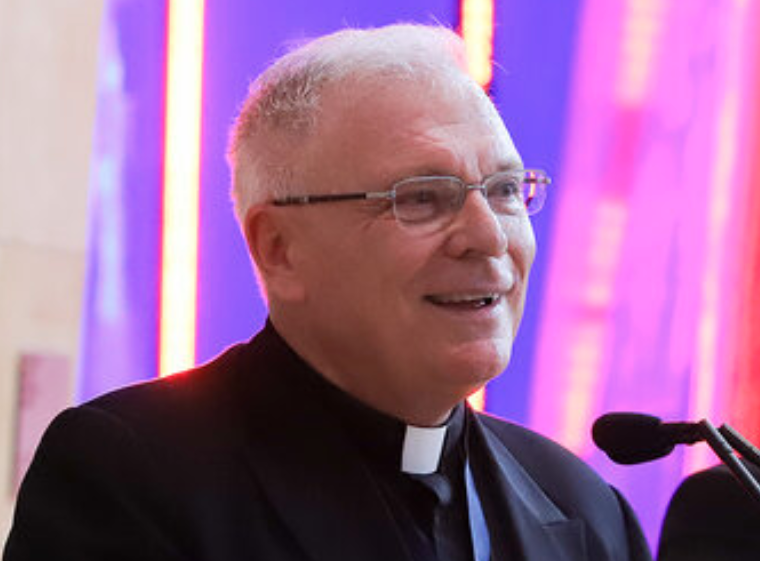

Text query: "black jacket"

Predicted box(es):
[4, 323, 652, 561]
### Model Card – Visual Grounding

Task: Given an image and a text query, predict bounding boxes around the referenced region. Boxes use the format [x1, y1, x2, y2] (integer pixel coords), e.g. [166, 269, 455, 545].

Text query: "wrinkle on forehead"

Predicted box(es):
[298, 73, 521, 192]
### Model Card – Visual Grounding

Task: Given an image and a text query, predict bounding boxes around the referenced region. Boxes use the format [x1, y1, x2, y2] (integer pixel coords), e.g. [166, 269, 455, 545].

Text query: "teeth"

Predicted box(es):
[428, 293, 499, 306]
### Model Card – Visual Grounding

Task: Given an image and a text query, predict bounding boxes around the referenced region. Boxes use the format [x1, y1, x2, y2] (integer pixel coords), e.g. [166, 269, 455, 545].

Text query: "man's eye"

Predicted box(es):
[397, 187, 446, 207]
[394, 181, 460, 223]
[411, 188, 437, 205]
[488, 178, 521, 199]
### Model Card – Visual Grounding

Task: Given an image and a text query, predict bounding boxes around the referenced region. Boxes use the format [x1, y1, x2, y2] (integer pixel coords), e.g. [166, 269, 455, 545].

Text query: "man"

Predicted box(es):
[5, 24, 651, 560]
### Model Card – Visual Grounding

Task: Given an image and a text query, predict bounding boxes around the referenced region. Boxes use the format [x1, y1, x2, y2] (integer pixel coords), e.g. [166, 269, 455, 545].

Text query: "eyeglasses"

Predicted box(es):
[271, 169, 551, 227]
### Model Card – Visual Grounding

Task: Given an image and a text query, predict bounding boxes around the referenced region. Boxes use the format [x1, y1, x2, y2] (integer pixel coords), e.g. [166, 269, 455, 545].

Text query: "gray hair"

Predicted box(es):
[227, 23, 476, 224]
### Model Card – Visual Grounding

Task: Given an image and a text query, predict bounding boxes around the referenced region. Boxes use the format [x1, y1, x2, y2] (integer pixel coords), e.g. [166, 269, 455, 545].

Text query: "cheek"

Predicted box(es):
[368, 228, 436, 285]
[293, 231, 358, 304]
[306, 234, 408, 311]
[510, 220, 537, 274]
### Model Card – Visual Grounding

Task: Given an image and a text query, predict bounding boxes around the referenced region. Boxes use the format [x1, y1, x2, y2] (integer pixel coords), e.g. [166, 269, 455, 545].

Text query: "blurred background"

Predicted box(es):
[2, 0, 759, 549]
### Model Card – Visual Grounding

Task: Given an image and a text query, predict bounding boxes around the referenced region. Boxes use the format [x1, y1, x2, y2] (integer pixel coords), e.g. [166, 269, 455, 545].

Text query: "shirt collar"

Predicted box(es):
[319, 375, 466, 475]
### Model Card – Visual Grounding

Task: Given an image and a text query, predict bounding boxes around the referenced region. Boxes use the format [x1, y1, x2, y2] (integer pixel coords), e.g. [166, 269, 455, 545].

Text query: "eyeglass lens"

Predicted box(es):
[393, 172, 545, 225]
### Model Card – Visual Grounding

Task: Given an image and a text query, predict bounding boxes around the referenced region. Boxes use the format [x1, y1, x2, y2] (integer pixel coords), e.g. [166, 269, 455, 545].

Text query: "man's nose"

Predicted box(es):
[444, 189, 508, 258]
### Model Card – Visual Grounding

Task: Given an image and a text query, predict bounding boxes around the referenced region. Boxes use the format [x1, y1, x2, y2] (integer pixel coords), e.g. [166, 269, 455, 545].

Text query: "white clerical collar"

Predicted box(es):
[401, 424, 448, 475]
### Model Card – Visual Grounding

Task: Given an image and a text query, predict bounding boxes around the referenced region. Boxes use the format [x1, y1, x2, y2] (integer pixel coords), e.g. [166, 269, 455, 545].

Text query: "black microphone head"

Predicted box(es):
[592, 412, 676, 464]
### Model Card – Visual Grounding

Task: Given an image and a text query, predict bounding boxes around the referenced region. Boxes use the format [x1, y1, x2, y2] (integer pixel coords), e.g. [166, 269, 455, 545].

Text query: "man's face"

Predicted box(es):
[278, 77, 536, 423]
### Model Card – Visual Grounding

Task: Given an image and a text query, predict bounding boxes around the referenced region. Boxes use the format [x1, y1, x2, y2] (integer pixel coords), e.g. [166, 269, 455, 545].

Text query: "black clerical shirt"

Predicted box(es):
[299, 365, 476, 561]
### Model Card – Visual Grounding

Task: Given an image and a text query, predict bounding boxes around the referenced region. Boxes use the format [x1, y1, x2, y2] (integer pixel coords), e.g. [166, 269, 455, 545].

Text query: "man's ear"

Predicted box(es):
[243, 206, 306, 302]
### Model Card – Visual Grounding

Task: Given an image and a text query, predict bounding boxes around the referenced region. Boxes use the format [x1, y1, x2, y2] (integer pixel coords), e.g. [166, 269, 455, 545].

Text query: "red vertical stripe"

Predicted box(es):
[730, 37, 760, 443]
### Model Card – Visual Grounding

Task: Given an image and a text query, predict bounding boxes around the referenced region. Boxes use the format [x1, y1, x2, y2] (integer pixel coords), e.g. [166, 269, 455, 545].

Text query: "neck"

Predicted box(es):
[318, 361, 458, 427]
[270, 315, 462, 427]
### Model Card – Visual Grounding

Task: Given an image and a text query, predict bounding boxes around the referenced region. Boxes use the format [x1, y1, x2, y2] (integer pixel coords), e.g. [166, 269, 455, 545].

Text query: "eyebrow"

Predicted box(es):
[393, 163, 524, 184]
[495, 159, 524, 172]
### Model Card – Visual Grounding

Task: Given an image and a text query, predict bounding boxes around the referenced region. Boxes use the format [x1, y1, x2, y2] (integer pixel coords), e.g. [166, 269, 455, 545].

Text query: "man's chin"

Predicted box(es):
[439, 340, 512, 391]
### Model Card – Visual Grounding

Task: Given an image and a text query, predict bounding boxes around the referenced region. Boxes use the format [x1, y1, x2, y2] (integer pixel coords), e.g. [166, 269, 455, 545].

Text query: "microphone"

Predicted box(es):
[592, 412, 760, 510]
[592, 413, 703, 464]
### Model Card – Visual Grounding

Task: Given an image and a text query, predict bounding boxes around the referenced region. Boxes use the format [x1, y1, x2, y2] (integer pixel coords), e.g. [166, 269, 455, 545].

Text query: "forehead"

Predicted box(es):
[299, 75, 520, 189]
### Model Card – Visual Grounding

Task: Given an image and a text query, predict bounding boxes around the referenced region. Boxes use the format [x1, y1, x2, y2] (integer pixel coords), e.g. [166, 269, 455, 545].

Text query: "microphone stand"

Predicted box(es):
[698, 420, 760, 510]
[718, 423, 760, 470]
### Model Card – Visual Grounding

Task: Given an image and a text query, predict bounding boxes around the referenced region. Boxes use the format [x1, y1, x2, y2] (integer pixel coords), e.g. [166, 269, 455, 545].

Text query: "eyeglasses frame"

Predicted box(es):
[270, 168, 551, 224]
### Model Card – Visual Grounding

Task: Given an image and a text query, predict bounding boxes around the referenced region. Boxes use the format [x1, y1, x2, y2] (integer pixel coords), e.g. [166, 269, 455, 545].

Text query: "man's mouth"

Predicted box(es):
[425, 293, 502, 309]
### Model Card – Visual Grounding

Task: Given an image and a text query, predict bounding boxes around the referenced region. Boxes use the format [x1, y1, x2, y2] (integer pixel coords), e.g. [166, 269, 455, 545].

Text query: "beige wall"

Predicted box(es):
[0, 0, 103, 542]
